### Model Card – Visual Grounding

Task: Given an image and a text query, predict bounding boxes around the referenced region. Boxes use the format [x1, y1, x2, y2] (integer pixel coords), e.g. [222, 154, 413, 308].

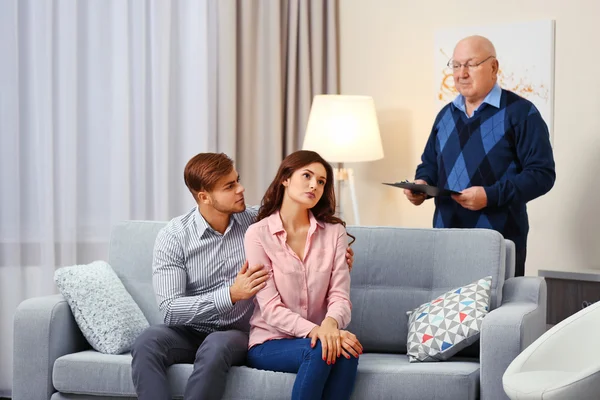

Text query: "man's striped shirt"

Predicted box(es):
[152, 206, 258, 333]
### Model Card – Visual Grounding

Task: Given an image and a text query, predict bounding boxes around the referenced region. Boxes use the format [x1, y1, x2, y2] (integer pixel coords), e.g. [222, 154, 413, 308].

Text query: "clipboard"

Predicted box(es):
[382, 182, 461, 197]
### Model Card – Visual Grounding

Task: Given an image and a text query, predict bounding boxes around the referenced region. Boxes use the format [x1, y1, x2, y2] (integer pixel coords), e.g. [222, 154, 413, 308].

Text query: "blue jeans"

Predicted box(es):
[247, 338, 359, 400]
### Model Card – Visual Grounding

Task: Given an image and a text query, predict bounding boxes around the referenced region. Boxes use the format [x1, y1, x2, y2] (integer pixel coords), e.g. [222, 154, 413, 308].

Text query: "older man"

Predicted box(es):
[404, 35, 555, 277]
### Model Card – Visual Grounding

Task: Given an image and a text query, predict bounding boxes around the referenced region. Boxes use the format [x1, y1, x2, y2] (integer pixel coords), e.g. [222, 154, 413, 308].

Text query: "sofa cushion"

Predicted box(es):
[345, 226, 505, 354]
[50, 394, 135, 400]
[407, 276, 492, 362]
[351, 353, 479, 400]
[54, 261, 149, 354]
[53, 350, 479, 400]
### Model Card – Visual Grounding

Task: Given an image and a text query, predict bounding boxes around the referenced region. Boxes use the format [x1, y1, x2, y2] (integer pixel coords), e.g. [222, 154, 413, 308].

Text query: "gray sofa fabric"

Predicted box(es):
[345, 227, 505, 355]
[13, 222, 547, 400]
[480, 277, 547, 400]
[13, 294, 91, 400]
[108, 220, 165, 326]
[53, 351, 480, 400]
[51, 396, 136, 400]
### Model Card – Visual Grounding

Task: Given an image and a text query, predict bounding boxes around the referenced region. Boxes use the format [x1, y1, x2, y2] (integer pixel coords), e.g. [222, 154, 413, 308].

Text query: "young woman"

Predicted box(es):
[244, 150, 363, 400]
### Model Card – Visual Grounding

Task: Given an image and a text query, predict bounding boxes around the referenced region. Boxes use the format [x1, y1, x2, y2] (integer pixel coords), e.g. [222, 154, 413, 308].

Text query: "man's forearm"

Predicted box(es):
[485, 108, 556, 207]
[159, 285, 234, 325]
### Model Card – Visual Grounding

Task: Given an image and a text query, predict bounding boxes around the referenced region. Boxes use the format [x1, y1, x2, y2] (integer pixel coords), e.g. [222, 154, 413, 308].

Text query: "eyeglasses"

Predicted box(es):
[447, 55, 495, 71]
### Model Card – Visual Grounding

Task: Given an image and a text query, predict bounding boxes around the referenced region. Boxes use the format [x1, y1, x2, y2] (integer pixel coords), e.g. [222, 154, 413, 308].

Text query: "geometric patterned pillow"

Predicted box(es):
[406, 276, 492, 362]
[54, 261, 149, 354]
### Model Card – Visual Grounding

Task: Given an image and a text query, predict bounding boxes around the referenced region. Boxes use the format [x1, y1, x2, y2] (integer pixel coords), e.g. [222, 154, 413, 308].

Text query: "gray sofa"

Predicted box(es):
[13, 222, 547, 400]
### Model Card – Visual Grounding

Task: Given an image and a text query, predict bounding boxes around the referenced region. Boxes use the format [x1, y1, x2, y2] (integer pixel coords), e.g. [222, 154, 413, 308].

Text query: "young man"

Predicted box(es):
[131, 152, 354, 400]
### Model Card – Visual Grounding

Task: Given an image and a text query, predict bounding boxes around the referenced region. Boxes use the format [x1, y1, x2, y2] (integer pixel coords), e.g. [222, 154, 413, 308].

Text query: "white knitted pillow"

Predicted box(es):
[54, 260, 149, 354]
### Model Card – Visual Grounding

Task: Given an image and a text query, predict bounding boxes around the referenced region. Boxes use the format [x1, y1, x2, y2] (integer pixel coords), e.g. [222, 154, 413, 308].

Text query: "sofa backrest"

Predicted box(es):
[108, 220, 166, 325]
[108, 221, 508, 353]
[504, 239, 516, 280]
[344, 226, 506, 354]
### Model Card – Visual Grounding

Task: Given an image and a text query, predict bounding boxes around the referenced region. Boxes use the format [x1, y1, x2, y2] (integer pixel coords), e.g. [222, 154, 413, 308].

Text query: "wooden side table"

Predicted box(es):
[538, 269, 600, 325]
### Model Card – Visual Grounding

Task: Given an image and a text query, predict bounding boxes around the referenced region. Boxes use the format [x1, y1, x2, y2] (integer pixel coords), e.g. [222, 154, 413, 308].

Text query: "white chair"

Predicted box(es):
[503, 299, 600, 399]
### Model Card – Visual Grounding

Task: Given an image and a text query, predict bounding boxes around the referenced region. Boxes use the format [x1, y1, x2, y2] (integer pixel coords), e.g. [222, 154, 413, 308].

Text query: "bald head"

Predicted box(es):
[454, 35, 497, 58]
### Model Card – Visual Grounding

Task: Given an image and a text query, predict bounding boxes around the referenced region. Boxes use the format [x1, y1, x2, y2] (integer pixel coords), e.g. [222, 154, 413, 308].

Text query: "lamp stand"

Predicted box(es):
[335, 163, 344, 220]
[334, 163, 360, 225]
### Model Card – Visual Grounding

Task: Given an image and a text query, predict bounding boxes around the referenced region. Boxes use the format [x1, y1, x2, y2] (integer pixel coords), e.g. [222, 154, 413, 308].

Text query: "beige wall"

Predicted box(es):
[339, 0, 600, 276]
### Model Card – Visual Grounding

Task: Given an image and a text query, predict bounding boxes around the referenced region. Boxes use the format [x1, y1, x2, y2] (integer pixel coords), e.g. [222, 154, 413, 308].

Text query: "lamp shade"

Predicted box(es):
[302, 95, 384, 163]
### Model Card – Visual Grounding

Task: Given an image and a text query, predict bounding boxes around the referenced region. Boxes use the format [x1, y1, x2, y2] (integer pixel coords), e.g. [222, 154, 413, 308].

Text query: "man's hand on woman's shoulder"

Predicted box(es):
[346, 247, 354, 271]
[229, 261, 269, 303]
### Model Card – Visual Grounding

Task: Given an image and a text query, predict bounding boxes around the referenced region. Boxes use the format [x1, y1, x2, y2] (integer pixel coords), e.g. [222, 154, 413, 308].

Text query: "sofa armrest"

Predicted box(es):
[479, 277, 547, 400]
[13, 294, 90, 400]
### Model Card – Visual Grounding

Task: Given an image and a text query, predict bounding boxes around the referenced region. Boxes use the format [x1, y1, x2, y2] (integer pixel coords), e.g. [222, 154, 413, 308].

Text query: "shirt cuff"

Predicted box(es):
[325, 312, 343, 329]
[214, 286, 235, 315]
[295, 319, 318, 338]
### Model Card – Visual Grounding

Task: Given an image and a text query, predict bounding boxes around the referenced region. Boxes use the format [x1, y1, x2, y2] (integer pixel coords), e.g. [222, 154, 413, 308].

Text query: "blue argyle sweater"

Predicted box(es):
[415, 88, 555, 251]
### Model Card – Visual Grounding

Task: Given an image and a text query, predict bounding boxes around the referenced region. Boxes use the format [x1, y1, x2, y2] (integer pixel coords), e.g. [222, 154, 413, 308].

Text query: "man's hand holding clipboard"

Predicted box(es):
[383, 180, 488, 211]
[382, 179, 461, 205]
[401, 179, 430, 206]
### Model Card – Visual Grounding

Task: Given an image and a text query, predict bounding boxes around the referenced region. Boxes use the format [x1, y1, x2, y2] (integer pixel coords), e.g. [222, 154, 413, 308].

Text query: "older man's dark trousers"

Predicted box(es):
[515, 247, 527, 277]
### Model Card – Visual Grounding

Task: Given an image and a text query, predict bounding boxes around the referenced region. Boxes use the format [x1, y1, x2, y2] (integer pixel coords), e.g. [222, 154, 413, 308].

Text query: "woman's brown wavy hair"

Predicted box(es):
[256, 150, 355, 244]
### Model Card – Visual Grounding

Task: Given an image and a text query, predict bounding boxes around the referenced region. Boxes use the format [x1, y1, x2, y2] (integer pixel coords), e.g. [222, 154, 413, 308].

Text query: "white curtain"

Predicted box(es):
[0, 0, 213, 395]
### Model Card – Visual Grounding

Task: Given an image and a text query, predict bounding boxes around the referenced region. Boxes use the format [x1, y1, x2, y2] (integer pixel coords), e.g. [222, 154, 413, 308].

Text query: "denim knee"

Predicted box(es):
[338, 353, 359, 369]
[302, 341, 358, 366]
[301, 340, 326, 361]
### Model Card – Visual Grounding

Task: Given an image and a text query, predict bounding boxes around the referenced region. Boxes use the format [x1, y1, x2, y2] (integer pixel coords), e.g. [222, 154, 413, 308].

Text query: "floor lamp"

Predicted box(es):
[302, 95, 384, 225]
